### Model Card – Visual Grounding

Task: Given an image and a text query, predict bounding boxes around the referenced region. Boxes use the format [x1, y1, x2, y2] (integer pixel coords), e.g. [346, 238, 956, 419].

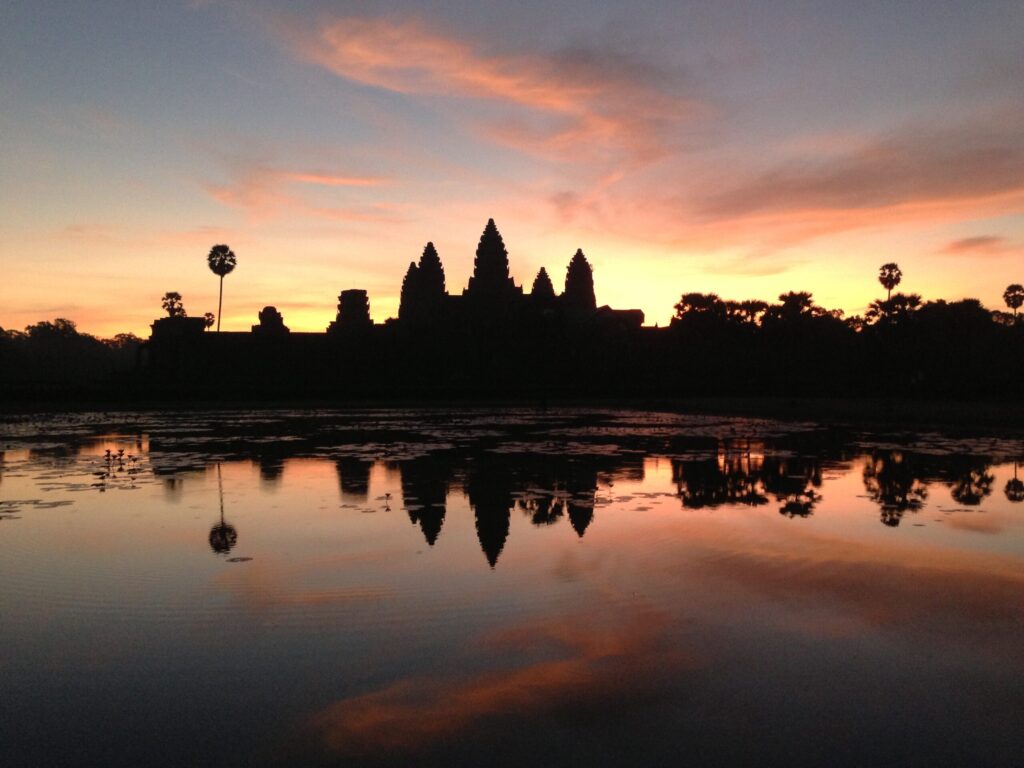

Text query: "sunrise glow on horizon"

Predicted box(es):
[2, 1, 1022, 338]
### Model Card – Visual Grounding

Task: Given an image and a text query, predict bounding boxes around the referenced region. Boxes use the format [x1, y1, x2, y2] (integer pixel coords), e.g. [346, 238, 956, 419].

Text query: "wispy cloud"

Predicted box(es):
[699, 114, 1024, 222]
[273, 15, 705, 170]
[204, 161, 396, 224]
[941, 235, 1017, 256]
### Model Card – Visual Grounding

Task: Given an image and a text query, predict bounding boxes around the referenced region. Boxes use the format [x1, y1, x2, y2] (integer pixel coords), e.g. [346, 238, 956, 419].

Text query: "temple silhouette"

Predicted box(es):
[144, 219, 646, 397]
[6, 217, 1022, 401]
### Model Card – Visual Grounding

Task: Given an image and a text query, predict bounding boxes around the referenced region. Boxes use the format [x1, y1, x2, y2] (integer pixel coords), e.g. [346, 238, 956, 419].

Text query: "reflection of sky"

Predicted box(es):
[2, 1, 1023, 336]
[1, 443, 1023, 765]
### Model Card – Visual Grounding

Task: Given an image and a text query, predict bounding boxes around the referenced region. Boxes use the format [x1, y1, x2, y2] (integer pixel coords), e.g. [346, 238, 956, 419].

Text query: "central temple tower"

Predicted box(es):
[464, 219, 521, 303]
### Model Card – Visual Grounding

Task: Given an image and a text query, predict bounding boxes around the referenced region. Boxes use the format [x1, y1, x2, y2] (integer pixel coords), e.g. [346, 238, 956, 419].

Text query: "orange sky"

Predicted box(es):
[1, 1, 1022, 337]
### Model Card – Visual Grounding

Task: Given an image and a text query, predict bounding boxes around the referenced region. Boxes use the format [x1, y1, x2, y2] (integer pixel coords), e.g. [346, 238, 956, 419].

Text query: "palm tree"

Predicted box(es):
[207, 244, 237, 332]
[1003, 283, 1024, 321]
[878, 263, 902, 301]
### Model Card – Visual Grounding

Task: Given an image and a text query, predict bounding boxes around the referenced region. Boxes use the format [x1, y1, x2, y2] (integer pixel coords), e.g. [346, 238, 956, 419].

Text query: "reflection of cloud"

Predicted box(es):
[943, 514, 1004, 535]
[693, 542, 1023, 657]
[304, 609, 692, 757]
[276, 15, 704, 170]
[212, 557, 398, 614]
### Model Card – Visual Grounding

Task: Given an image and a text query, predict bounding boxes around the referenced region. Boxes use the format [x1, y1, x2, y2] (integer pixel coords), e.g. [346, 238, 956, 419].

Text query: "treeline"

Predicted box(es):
[2, 289, 1022, 402]
[0, 319, 142, 396]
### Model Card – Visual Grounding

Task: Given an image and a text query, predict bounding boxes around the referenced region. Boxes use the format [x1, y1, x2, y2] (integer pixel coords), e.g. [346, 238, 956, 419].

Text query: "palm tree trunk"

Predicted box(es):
[217, 275, 224, 332]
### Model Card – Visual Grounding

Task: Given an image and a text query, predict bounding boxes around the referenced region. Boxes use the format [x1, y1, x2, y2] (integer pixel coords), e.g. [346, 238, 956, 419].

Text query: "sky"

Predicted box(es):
[1, 0, 1022, 336]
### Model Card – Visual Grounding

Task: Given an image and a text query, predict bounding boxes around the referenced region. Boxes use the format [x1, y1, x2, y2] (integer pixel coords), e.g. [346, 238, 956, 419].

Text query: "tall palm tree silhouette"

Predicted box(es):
[207, 244, 237, 332]
[209, 463, 238, 554]
[1003, 284, 1024, 321]
[878, 263, 902, 301]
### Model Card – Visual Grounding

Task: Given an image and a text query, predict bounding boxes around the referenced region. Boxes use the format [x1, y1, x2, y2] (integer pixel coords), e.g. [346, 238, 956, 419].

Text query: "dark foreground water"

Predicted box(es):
[1, 409, 1022, 767]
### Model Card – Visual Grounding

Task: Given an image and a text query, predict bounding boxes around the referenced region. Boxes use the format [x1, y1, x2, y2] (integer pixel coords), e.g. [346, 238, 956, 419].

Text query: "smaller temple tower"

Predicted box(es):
[328, 289, 372, 333]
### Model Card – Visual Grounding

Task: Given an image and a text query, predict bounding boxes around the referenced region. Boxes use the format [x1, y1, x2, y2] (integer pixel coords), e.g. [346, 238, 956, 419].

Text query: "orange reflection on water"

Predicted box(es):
[305, 608, 695, 757]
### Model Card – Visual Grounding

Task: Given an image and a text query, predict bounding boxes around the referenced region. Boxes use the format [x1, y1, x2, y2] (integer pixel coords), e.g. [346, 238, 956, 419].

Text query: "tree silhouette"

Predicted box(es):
[161, 292, 186, 318]
[203, 312, 215, 330]
[863, 451, 927, 526]
[865, 293, 921, 325]
[564, 249, 596, 312]
[1005, 463, 1023, 503]
[1004, 283, 1024, 321]
[207, 244, 237, 332]
[531, 267, 555, 300]
[674, 292, 726, 320]
[878, 263, 902, 301]
[208, 463, 238, 554]
[949, 466, 994, 506]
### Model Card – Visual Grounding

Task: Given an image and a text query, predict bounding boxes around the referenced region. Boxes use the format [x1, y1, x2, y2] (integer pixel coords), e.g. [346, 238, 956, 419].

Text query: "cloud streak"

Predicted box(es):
[204, 161, 397, 224]
[275, 15, 704, 169]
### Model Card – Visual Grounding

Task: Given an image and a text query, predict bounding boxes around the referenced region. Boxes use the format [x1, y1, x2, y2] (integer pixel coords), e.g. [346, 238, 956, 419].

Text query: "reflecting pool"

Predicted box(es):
[1, 409, 1022, 767]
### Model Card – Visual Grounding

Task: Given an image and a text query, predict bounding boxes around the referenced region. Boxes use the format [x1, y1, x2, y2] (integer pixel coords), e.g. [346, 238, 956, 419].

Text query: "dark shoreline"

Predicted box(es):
[2, 395, 1023, 434]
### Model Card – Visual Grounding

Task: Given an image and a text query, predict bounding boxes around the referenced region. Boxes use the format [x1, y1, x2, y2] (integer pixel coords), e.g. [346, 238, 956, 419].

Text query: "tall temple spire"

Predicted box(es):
[531, 267, 555, 300]
[564, 249, 596, 313]
[466, 218, 517, 300]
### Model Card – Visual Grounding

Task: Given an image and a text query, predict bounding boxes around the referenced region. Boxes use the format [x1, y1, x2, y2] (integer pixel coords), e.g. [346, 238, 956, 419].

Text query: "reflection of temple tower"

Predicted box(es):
[399, 458, 450, 546]
[257, 454, 284, 487]
[565, 463, 598, 537]
[464, 219, 522, 305]
[465, 460, 514, 567]
[336, 458, 371, 502]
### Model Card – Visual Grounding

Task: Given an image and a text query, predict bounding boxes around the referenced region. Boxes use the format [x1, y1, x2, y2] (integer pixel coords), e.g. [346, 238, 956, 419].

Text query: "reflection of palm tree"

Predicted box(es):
[950, 468, 995, 506]
[209, 463, 237, 554]
[1006, 462, 1024, 503]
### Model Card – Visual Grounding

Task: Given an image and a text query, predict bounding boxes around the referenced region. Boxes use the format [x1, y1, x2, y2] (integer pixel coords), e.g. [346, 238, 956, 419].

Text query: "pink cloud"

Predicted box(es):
[941, 235, 1017, 256]
[204, 162, 396, 224]
[275, 16, 706, 169]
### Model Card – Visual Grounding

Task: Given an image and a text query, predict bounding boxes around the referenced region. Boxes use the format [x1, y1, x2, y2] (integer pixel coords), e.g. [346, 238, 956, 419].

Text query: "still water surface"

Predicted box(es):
[1, 409, 1022, 767]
